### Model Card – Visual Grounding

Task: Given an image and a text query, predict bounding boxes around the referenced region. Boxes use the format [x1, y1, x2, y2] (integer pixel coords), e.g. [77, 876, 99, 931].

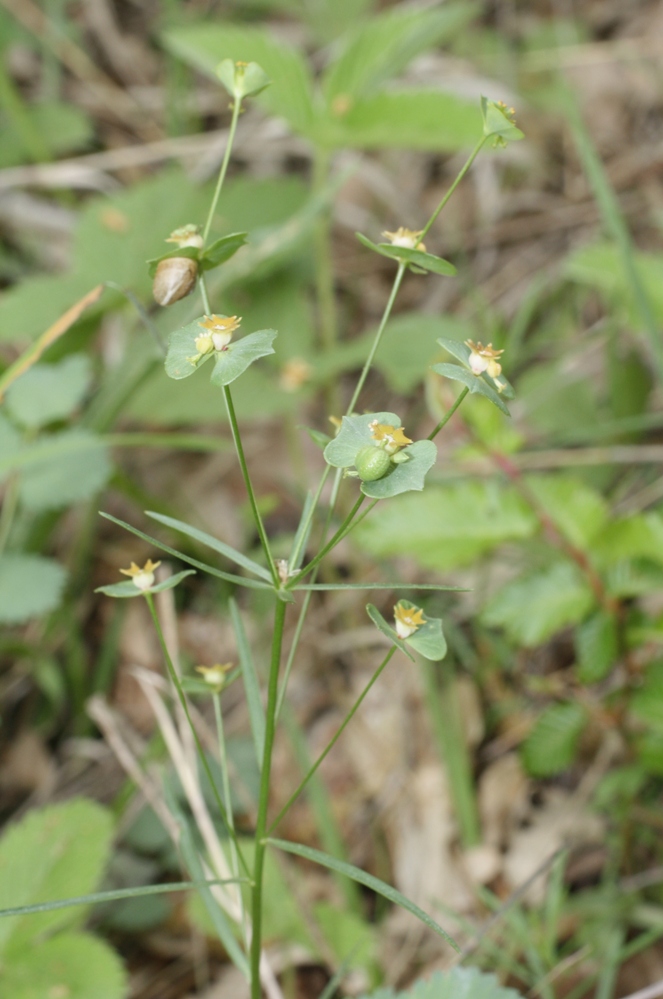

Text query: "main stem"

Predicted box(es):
[250, 598, 287, 999]
[202, 96, 242, 247]
[346, 264, 406, 416]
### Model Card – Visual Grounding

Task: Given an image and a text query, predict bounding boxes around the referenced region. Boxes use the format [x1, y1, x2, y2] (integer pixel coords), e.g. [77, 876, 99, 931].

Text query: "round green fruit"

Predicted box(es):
[354, 445, 392, 482]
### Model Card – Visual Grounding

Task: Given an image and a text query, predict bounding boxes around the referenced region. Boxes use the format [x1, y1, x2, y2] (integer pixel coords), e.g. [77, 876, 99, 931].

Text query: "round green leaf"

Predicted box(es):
[210, 329, 278, 386]
[0, 554, 66, 623]
[361, 439, 437, 499]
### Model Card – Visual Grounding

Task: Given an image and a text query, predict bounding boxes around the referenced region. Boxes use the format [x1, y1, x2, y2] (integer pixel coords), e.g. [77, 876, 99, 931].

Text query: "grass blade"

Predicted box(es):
[229, 596, 265, 766]
[146, 510, 272, 581]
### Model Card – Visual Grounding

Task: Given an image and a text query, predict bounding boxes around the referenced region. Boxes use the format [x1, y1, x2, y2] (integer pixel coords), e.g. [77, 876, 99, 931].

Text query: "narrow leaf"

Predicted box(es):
[290, 491, 315, 571]
[98, 513, 273, 590]
[294, 583, 467, 592]
[229, 597, 265, 767]
[267, 839, 460, 951]
[378, 245, 456, 276]
[146, 511, 272, 581]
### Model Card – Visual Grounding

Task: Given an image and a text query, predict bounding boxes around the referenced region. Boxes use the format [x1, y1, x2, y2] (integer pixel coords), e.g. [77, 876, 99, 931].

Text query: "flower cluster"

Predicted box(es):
[119, 559, 161, 591]
[188, 315, 242, 365]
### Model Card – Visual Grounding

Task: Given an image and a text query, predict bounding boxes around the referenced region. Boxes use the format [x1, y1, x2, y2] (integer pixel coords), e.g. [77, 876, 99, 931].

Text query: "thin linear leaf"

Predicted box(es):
[267, 839, 460, 951]
[229, 597, 265, 767]
[294, 583, 467, 592]
[290, 491, 315, 571]
[95, 570, 195, 598]
[99, 513, 273, 591]
[0, 879, 245, 920]
[366, 604, 414, 661]
[146, 511, 272, 581]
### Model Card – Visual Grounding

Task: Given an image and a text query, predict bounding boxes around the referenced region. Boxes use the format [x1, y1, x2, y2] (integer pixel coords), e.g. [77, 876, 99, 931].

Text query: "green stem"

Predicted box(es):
[289, 495, 364, 586]
[268, 645, 397, 835]
[144, 594, 250, 878]
[223, 384, 278, 586]
[250, 599, 287, 999]
[419, 136, 487, 243]
[202, 96, 242, 247]
[346, 264, 406, 415]
[428, 387, 469, 440]
[213, 692, 247, 941]
[0, 474, 20, 557]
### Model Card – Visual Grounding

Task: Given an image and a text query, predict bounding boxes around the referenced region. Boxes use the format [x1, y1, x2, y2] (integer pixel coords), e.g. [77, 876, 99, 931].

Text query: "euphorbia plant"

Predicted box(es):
[91, 66, 523, 998]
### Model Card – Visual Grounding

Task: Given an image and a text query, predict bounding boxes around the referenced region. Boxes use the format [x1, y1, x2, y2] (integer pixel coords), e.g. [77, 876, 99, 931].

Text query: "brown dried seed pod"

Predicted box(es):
[152, 256, 198, 306]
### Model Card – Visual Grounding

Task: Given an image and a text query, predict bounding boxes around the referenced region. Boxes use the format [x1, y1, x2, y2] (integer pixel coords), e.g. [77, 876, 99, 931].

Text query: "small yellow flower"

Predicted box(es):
[165, 224, 203, 249]
[198, 314, 242, 351]
[496, 100, 517, 123]
[394, 602, 426, 640]
[280, 357, 312, 392]
[369, 420, 412, 455]
[465, 339, 504, 379]
[119, 559, 161, 591]
[196, 663, 234, 692]
[382, 227, 426, 252]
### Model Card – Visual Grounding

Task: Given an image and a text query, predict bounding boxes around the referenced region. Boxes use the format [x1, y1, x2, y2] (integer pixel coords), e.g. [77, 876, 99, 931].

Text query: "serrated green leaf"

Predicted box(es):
[210, 329, 278, 386]
[1, 931, 127, 999]
[146, 511, 271, 581]
[482, 561, 596, 647]
[163, 24, 315, 135]
[200, 232, 248, 270]
[365, 604, 413, 661]
[267, 838, 460, 951]
[319, 88, 482, 150]
[0, 799, 113, 956]
[522, 702, 587, 777]
[5, 355, 92, 429]
[358, 966, 524, 999]
[593, 513, 663, 568]
[95, 569, 195, 598]
[575, 611, 618, 684]
[355, 482, 536, 571]
[323, 3, 476, 104]
[0, 554, 67, 623]
[361, 440, 437, 499]
[19, 430, 112, 511]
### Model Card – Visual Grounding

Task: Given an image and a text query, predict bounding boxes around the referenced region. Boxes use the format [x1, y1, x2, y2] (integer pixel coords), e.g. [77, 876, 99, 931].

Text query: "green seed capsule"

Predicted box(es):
[354, 445, 392, 482]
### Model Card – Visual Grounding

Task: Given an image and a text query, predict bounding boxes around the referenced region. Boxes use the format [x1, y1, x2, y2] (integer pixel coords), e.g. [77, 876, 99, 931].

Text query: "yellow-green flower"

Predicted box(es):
[465, 339, 504, 379]
[119, 559, 161, 591]
[198, 314, 242, 351]
[196, 663, 233, 692]
[394, 601, 425, 639]
[369, 420, 412, 455]
[382, 227, 426, 252]
[165, 224, 203, 249]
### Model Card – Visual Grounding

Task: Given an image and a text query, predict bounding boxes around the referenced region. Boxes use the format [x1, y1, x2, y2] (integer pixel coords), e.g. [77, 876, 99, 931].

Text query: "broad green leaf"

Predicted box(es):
[5, 355, 92, 429]
[163, 24, 315, 135]
[361, 440, 437, 500]
[366, 968, 521, 999]
[210, 330, 278, 387]
[525, 475, 608, 550]
[1, 931, 126, 999]
[267, 838, 460, 951]
[200, 232, 248, 270]
[319, 89, 482, 151]
[229, 597, 265, 767]
[0, 554, 66, 623]
[630, 663, 663, 732]
[431, 362, 510, 416]
[592, 513, 663, 568]
[0, 799, 113, 956]
[0, 101, 92, 168]
[576, 611, 618, 684]
[323, 3, 476, 103]
[146, 511, 272, 581]
[358, 967, 523, 999]
[482, 561, 595, 647]
[355, 482, 537, 572]
[356, 234, 456, 275]
[99, 512, 273, 590]
[95, 569, 195, 598]
[366, 604, 414, 661]
[324, 412, 401, 468]
[19, 430, 111, 512]
[522, 702, 587, 777]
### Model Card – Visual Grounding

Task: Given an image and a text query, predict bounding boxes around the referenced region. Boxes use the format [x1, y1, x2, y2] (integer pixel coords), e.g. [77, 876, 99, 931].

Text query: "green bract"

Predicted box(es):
[356, 233, 456, 276]
[432, 336, 514, 415]
[366, 602, 446, 661]
[323, 412, 437, 498]
[216, 59, 271, 100]
[165, 317, 277, 385]
[480, 96, 524, 147]
[147, 232, 247, 277]
[95, 569, 195, 598]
